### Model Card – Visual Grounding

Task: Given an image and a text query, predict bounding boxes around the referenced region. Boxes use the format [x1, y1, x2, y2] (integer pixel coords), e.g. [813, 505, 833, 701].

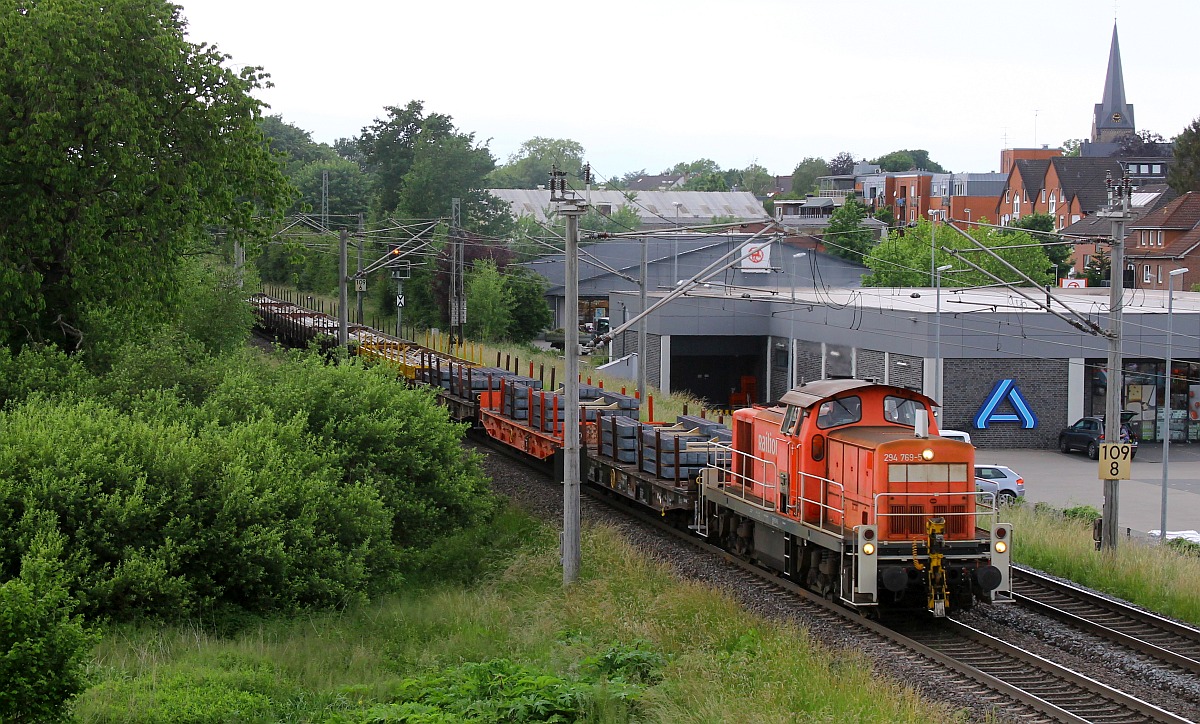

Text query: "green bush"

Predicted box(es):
[0, 344, 494, 623]
[0, 530, 96, 722]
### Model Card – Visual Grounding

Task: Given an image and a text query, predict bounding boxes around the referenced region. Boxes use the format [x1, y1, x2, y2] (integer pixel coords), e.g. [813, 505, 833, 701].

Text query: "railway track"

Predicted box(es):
[577, 472, 1197, 723]
[1013, 565, 1200, 675]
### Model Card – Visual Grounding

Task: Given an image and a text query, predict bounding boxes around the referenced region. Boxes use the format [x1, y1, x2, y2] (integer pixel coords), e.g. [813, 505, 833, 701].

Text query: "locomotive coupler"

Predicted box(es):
[925, 517, 949, 617]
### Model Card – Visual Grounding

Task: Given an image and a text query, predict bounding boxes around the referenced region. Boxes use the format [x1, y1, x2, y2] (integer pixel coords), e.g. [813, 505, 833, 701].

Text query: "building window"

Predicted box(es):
[1049, 193, 1056, 214]
[1014, 197, 1020, 214]
[1040, 189, 1046, 203]
[1058, 214, 1064, 228]
[1072, 214, 1081, 224]
[1158, 265, 1163, 284]
[1084, 254, 1093, 267]
[1144, 264, 1152, 283]
[1005, 190, 1011, 203]
[1152, 164, 1162, 174]
[1158, 231, 1164, 246]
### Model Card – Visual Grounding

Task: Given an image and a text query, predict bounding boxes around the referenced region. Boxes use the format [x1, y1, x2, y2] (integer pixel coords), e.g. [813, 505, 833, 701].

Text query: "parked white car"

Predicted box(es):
[940, 429, 973, 445]
[974, 464, 1024, 505]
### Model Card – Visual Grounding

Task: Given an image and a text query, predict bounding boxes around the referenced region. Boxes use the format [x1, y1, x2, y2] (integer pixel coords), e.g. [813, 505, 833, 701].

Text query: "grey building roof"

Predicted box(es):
[522, 233, 867, 301]
[488, 189, 768, 228]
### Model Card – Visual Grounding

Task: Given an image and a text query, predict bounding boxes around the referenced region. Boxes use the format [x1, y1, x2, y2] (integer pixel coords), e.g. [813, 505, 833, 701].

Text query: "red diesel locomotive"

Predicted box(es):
[697, 378, 1011, 616]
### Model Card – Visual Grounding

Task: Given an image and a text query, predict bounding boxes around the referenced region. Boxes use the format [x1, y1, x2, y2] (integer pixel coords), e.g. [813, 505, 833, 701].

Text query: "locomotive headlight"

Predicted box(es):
[994, 540, 1008, 554]
[921, 448, 934, 461]
[862, 542, 876, 555]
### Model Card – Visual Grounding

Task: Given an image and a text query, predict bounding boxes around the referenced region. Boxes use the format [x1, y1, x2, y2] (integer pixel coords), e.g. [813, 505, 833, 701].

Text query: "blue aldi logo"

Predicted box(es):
[973, 379, 1038, 429]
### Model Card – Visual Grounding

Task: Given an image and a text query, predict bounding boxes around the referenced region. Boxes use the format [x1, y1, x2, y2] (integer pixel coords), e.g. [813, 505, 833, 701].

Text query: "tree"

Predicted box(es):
[665, 159, 721, 176]
[828, 152, 857, 176]
[1062, 139, 1084, 157]
[504, 267, 552, 343]
[790, 157, 829, 196]
[1168, 117, 1200, 194]
[0, 0, 292, 352]
[872, 150, 917, 172]
[1118, 129, 1167, 157]
[350, 100, 456, 217]
[1010, 213, 1071, 269]
[682, 171, 729, 192]
[291, 158, 371, 227]
[822, 198, 876, 263]
[489, 137, 585, 189]
[398, 134, 497, 221]
[732, 162, 774, 196]
[1084, 246, 1110, 287]
[871, 149, 945, 173]
[260, 115, 337, 175]
[465, 260, 514, 342]
[863, 220, 1051, 287]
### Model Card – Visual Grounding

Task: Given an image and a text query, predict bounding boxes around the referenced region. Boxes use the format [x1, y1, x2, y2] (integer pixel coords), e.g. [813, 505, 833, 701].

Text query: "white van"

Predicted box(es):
[939, 429, 973, 445]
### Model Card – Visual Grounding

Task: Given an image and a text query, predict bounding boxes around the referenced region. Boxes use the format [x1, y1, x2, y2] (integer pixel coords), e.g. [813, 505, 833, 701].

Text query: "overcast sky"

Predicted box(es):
[178, 0, 1198, 180]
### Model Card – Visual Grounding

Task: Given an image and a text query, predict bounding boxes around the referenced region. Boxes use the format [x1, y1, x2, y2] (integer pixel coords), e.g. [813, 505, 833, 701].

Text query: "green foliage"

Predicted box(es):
[828, 151, 857, 175]
[1084, 246, 1110, 287]
[580, 205, 642, 236]
[873, 206, 896, 226]
[1061, 138, 1084, 157]
[583, 641, 666, 685]
[0, 0, 292, 352]
[664, 159, 721, 176]
[1010, 213, 1071, 269]
[1167, 537, 1200, 556]
[489, 137, 585, 190]
[347, 101, 502, 235]
[465, 260, 515, 343]
[260, 115, 338, 175]
[822, 198, 876, 262]
[364, 659, 619, 723]
[0, 529, 96, 722]
[504, 268, 553, 343]
[789, 157, 829, 196]
[727, 162, 773, 196]
[871, 149, 945, 173]
[680, 171, 729, 192]
[1168, 116, 1200, 194]
[863, 219, 1051, 287]
[0, 348, 493, 622]
[291, 158, 371, 226]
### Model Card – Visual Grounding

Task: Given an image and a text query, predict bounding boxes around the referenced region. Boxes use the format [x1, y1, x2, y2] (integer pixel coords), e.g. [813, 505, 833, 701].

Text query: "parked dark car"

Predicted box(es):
[1057, 413, 1138, 460]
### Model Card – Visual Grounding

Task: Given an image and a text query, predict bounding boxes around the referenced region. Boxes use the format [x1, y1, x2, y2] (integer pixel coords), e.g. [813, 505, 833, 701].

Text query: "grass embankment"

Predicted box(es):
[1008, 504, 1200, 626]
[75, 508, 960, 723]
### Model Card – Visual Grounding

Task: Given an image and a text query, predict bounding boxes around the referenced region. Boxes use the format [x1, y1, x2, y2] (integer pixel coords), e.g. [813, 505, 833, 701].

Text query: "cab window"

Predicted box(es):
[780, 405, 803, 435]
[816, 396, 861, 429]
[883, 395, 922, 426]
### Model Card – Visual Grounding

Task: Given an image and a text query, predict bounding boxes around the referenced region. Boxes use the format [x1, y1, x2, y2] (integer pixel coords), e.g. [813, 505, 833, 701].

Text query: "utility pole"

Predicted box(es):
[638, 234, 648, 412]
[233, 237, 245, 289]
[551, 166, 586, 585]
[338, 229, 349, 348]
[450, 198, 465, 346]
[1098, 172, 1132, 551]
[321, 170, 330, 232]
[356, 213, 364, 325]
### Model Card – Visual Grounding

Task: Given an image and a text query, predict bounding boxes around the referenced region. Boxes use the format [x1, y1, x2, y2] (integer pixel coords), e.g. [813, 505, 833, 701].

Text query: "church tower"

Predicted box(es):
[1091, 24, 1136, 144]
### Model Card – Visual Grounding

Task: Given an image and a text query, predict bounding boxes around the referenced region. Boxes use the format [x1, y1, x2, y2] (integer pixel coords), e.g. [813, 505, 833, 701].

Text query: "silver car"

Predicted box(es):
[974, 464, 1024, 505]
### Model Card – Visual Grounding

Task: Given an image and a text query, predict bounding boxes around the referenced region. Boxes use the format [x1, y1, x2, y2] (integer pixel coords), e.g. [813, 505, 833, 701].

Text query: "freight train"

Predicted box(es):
[250, 294, 1012, 618]
[412, 355, 1011, 618]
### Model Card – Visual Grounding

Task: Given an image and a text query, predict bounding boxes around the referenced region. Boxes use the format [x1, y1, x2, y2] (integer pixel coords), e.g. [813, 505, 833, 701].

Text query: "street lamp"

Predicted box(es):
[934, 264, 953, 405]
[928, 209, 941, 284]
[1159, 266, 1189, 542]
[788, 252, 807, 388]
[672, 201, 683, 285]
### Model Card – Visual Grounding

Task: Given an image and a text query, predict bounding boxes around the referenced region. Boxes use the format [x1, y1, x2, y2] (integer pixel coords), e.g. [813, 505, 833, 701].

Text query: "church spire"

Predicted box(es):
[1091, 23, 1135, 143]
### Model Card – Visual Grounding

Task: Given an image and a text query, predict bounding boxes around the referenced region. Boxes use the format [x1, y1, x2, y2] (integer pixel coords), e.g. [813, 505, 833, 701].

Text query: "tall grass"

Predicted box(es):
[75, 510, 962, 722]
[1010, 505, 1200, 625]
